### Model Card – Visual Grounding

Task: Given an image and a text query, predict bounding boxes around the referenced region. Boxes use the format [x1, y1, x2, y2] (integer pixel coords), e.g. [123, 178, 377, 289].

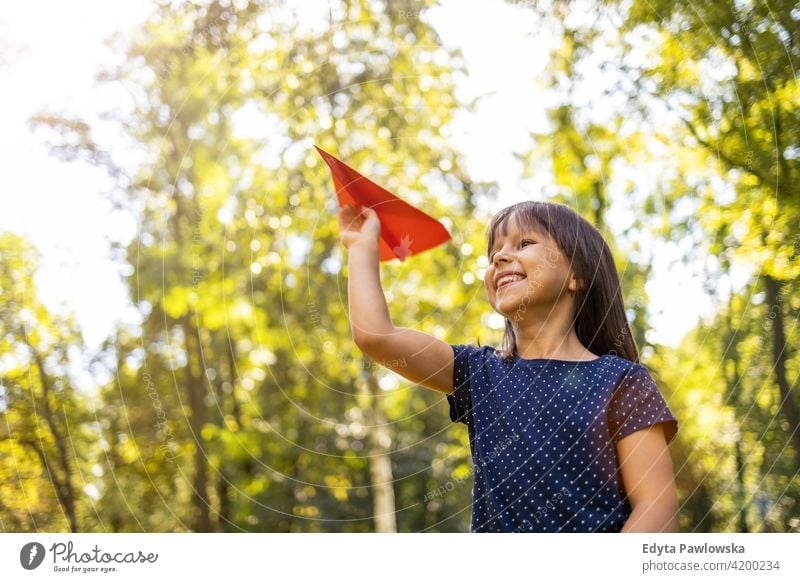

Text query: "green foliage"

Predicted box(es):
[511, 0, 800, 531]
[6, 0, 798, 533]
[0, 233, 96, 532]
[621, 0, 800, 531]
[20, 0, 492, 532]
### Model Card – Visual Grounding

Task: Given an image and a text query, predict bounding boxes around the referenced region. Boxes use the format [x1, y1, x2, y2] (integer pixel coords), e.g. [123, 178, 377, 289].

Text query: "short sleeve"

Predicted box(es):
[446, 344, 473, 425]
[608, 366, 678, 445]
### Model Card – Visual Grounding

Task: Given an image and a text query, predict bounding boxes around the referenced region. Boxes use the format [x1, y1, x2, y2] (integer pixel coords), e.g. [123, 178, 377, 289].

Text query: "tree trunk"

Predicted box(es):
[723, 293, 749, 532]
[30, 348, 78, 532]
[362, 363, 397, 532]
[212, 344, 239, 532]
[183, 315, 211, 532]
[734, 440, 749, 532]
[763, 275, 800, 461]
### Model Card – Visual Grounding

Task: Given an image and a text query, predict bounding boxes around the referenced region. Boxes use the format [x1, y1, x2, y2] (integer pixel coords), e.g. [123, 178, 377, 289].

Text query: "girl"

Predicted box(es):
[339, 200, 679, 533]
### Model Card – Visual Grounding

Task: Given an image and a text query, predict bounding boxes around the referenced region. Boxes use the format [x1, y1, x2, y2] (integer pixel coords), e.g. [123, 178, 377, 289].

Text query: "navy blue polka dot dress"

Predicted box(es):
[446, 344, 679, 533]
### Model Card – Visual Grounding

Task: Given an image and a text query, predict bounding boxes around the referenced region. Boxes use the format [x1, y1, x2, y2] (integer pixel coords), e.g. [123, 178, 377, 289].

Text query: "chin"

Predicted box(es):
[491, 299, 518, 319]
[487, 287, 525, 319]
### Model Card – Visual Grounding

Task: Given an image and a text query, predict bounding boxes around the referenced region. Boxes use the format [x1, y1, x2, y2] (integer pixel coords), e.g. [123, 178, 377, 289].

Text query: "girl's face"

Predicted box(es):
[484, 214, 581, 319]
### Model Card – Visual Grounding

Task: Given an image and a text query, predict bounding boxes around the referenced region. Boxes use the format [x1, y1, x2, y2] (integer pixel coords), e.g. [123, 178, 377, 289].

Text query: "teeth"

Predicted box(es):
[497, 274, 524, 288]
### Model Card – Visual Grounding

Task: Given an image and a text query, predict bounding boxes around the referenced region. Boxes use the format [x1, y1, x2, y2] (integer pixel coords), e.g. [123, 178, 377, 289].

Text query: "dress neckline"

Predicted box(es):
[514, 353, 605, 364]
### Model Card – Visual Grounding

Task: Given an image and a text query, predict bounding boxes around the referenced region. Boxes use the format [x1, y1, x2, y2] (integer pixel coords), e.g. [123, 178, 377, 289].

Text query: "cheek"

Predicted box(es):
[483, 275, 496, 304]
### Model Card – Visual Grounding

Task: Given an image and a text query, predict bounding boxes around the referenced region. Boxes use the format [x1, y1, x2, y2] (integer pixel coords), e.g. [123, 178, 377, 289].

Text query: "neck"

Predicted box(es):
[511, 304, 591, 360]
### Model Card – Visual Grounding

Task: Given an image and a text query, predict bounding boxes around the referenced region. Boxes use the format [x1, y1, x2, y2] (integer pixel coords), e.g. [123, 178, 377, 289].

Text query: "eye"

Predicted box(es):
[520, 239, 535, 248]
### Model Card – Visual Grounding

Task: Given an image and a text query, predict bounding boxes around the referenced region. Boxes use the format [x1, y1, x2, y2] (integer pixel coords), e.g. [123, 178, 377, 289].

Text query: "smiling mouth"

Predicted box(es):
[497, 275, 526, 291]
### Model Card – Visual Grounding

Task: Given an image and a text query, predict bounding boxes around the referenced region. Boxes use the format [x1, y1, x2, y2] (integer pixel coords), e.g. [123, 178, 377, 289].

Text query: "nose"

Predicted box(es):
[492, 244, 512, 266]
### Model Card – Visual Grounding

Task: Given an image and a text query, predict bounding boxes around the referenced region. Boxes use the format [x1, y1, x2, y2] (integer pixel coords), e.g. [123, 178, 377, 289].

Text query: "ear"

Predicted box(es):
[568, 273, 585, 293]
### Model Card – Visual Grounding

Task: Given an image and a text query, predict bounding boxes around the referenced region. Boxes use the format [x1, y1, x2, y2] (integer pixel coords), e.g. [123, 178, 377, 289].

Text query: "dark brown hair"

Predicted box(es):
[486, 201, 639, 363]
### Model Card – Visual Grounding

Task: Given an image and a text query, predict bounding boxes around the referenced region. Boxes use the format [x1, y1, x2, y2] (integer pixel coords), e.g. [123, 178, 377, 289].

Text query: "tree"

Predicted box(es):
[507, 0, 799, 530]
[0, 232, 96, 532]
[32, 0, 495, 532]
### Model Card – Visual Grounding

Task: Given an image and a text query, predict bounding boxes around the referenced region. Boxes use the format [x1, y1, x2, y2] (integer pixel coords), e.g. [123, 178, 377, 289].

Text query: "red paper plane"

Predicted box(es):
[315, 145, 452, 262]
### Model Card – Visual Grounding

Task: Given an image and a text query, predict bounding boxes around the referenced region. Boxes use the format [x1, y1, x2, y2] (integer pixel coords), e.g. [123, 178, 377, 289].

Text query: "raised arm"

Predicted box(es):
[339, 205, 454, 394]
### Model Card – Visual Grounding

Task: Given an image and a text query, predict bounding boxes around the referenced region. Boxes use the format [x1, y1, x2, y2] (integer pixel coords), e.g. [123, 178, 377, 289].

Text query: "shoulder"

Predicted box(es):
[603, 357, 666, 400]
[584, 354, 663, 398]
[451, 343, 503, 363]
[596, 353, 649, 380]
[450, 344, 508, 386]
[603, 357, 679, 444]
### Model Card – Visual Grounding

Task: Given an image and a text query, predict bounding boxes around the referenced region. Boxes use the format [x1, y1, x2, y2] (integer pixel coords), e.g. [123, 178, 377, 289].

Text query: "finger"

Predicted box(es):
[362, 206, 380, 226]
[339, 204, 357, 222]
[357, 207, 375, 226]
[340, 206, 363, 230]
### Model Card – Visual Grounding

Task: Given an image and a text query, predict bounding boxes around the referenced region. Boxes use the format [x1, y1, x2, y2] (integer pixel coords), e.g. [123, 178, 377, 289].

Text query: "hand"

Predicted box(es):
[338, 204, 381, 250]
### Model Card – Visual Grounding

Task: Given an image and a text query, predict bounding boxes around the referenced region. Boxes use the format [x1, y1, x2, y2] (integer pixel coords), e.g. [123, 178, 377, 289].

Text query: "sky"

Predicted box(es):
[0, 0, 721, 367]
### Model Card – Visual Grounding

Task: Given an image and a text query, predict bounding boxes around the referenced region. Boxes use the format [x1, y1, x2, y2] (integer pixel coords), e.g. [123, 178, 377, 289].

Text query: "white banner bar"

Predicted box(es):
[1, 533, 798, 581]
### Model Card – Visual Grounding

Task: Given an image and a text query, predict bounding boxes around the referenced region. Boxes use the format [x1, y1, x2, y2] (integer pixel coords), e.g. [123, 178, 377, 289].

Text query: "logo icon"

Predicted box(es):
[393, 234, 414, 262]
[20, 542, 45, 570]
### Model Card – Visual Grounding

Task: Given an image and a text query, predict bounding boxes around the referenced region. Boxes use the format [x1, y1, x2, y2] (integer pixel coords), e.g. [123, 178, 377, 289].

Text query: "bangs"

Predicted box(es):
[486, 203, 552, 257]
